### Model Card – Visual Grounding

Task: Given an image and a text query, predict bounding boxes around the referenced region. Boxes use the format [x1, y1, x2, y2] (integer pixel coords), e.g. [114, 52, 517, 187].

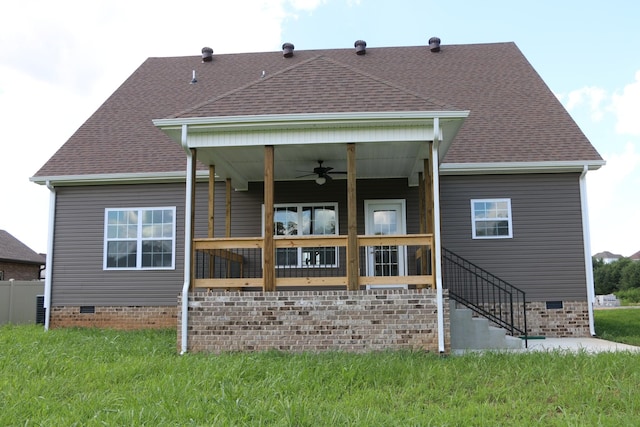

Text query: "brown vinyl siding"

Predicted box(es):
[51, 179, 418, 306]
[51, 184, 186, 306]
[440, 173, 587, 301]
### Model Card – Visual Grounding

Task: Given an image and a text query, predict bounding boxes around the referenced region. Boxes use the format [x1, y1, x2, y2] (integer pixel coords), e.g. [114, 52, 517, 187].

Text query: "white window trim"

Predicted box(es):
[263, 202, 340, 268]
[103, 206, 177, 270]
[470, 198, 513, 239]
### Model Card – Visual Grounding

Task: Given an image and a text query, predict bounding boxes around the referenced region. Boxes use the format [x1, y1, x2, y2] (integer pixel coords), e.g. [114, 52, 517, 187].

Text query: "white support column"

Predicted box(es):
[180, 124, 193, 354]
[431, 118, 446, 353]
[580, 166, 596, 336]
[43, 180, 56, 330]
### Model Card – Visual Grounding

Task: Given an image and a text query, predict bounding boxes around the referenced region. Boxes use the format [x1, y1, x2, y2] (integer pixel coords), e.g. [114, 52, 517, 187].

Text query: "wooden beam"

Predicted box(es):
[424, 155, 434, 234]
[225, 178, 232, 238]
[225, 177, 233, 284]
[263, 145, 275, 292]
[208, 165, 215, 238]
[418, 171, 425, 234]
[346, 143, 359, 290]
[208, 165, 215, 279]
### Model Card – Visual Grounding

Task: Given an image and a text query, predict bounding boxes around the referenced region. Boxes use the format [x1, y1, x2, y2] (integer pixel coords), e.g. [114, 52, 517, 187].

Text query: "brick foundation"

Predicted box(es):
[525, 300, 590, 337]
[179, 289, 449, 353]
[50, 306, 178, 330]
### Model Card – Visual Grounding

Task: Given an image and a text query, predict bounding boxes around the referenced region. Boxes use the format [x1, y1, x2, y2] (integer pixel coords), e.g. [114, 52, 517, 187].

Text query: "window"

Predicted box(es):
[471, 199, 513, 239]
[104, 207, 176, 269]
[273, 203, 338, 267]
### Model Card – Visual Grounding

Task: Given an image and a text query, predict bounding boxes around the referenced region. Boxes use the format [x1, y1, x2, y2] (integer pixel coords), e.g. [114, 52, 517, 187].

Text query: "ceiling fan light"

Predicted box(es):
[315, 176, 327, 185]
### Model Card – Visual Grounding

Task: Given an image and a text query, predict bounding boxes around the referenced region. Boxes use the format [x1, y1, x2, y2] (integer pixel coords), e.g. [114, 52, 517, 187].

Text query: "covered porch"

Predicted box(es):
[154, 111, 468, 353]
[155, 112, 468, 291]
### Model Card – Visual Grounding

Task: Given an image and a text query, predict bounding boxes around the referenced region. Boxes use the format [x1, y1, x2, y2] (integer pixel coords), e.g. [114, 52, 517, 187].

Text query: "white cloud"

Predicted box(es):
[1, 0, 332, 254]
[564, 86, 608, 122]
[587, 142, 640, 256]
[611, 70, 640, 136]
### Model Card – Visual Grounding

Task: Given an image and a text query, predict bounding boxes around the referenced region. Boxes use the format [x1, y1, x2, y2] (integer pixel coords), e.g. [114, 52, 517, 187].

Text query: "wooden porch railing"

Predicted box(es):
[192, 234, 434, 290]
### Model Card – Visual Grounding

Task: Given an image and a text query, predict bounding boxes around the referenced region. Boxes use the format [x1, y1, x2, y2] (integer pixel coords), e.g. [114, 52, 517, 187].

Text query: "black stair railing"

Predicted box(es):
[442, 247, 528, 347]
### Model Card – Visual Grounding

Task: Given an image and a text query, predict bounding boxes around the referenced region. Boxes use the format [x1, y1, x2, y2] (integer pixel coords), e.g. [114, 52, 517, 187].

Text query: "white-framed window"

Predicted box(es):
[471, 199, 513, 239]
[272, 203, 339, 267]
[104, 207, 176, 270]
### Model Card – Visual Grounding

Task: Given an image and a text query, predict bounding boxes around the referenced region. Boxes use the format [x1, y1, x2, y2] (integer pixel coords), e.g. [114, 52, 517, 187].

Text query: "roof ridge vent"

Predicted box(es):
[428, 37, 441, 52]
[282, 42, 295, 58]
[201, 47, 213, 62]
[354, 40, 367, 55]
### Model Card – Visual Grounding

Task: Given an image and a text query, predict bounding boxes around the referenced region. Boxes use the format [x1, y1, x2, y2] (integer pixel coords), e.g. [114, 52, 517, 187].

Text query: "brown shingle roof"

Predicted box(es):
[0, 230, 45, 264]
[33, 42, 602, 178]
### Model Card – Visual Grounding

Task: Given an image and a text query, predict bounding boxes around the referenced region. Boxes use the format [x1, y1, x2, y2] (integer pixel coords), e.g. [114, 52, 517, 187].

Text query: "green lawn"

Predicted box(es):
[594, 307, 640, 346]
[1, 312, 639, 426]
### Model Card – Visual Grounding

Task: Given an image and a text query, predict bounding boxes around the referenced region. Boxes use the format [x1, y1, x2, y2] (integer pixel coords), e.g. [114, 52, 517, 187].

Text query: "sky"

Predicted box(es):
[1, 0, 639, 257]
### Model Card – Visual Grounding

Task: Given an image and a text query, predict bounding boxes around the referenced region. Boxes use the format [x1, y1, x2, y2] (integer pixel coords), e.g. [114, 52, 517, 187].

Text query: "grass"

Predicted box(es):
[1, 313, 639, 426]
[594, 307, 640, 346]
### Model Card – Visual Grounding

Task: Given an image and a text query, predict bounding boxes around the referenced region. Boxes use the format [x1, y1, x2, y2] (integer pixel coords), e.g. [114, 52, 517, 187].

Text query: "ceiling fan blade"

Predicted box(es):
[295, 173, 317, 178]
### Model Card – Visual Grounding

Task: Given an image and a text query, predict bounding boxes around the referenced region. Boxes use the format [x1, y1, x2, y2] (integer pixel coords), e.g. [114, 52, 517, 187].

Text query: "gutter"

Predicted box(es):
[44, 180, 56, 330]
[180, 124, 193, 354]
[580, 165, 597, 336]
[431, 118, 446, 353]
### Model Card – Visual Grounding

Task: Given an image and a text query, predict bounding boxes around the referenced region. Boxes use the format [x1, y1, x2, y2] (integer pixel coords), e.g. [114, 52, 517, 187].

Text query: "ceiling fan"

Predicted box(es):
[296, 160, 347, 185]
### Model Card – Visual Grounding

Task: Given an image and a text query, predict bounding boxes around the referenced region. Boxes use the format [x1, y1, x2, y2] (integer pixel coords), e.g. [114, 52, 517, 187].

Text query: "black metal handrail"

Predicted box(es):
[442, 247, 528, 347]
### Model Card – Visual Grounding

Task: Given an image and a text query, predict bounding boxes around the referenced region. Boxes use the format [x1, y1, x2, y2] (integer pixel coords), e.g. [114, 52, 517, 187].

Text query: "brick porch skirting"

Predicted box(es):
[179, 289, 450, 354]
[49, 306, 178, 330]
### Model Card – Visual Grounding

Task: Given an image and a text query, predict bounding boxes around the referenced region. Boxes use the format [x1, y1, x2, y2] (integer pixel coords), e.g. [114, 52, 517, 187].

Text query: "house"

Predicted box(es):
[31, 38, 604, 353]
[593, 251, 624, 264]
[0, 230, 45, 281]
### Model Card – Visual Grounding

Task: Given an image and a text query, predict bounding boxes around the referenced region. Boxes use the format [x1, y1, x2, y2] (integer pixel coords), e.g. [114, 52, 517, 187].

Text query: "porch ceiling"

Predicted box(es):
[195, 140, 430, 187]
[154, 111, 470, 190]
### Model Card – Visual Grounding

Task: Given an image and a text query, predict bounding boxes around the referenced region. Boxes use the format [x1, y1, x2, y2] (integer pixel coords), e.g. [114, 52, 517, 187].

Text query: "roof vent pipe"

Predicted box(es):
[354, 40, 367, 55]
[282, 42, 294, 58]
[429, 37, 441, 52]
[201, 47, 213, 62]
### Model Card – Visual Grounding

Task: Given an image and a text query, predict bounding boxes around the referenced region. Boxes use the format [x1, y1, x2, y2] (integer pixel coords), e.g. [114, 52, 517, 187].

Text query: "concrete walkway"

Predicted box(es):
[522, 337, 640, 353]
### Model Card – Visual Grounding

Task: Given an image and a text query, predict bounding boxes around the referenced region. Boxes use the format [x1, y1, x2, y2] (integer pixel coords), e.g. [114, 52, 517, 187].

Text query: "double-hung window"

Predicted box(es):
[471, 199, 513, 239]
[273, 203, 338, 267]
[104, 207, 176, 269]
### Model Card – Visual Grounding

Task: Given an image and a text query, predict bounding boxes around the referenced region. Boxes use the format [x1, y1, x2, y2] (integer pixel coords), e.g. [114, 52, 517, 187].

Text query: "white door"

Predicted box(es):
[364, 200, 407, 287]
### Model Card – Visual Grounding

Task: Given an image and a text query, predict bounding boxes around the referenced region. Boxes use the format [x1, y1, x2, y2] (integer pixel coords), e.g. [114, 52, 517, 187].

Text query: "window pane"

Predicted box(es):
[302, 247, 336, 266]
[475, 220, 509, 237]
[313, 207, 336, 235]
[142, 240, 172, 267]
[275, 207, 298, 235]
[276, 248, 297, 266]
[106, 241, 137, 268]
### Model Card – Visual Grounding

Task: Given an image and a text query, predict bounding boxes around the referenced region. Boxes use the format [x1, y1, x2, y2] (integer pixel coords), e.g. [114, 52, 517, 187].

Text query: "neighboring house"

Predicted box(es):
[31, 38, 604, 353]
[593, 251, 624, 264]
[0, 230, 45, 281]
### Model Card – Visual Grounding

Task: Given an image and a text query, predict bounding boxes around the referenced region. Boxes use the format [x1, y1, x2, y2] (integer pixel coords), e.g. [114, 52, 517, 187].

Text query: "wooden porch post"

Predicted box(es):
[225, 178, 234, 281]
[189, 148, 197, 290]
[424, 155, 436, 285]
[263, 145, 275, 292]
[208, 165, 215, 278]
[226, 178, 232, 238]
[346, 143, 359, 291]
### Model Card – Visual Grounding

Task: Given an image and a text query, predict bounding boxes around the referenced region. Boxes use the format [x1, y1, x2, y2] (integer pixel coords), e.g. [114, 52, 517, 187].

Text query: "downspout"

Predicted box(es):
[180, 124, 193, 354]
[580, 165, 596, 336]
[431, 118, 446, 353]
[43, 180, 56, 330]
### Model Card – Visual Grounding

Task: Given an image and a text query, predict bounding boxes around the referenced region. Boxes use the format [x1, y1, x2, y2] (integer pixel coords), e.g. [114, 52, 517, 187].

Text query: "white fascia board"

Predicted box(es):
[30, 170, 210, 186]
[153, 110, 470, 132]
[440, 160, 606, 175]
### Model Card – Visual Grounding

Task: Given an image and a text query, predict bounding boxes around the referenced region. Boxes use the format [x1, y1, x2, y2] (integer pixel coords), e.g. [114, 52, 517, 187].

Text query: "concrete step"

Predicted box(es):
[450, 302, 523, 351]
